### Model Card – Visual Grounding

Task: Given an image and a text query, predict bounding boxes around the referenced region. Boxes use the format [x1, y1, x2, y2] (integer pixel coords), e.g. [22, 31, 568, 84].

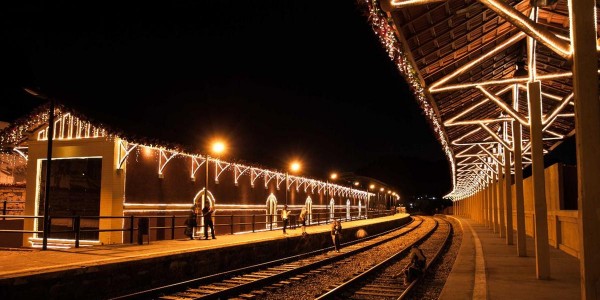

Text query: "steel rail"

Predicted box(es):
[111, 217, 422, 300]
[315, 217, 452, 300]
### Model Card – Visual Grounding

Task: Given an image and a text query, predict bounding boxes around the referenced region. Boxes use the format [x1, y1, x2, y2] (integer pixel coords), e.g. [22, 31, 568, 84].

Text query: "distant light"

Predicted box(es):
[330, 173, 338, 180]
[354, 181, 360, 186]
[369, 184, 375, 189]
[379, 187, 384, 192]
[290, 161, 301, 173]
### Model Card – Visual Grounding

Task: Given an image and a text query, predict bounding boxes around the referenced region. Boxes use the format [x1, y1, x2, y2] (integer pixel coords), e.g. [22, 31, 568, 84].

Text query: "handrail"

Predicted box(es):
[0, 208, 395, 249]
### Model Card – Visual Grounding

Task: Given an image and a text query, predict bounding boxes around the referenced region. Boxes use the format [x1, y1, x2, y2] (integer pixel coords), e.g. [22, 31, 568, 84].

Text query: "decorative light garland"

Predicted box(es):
[361, 0, 456, 196]
[1, 104, 374, 201]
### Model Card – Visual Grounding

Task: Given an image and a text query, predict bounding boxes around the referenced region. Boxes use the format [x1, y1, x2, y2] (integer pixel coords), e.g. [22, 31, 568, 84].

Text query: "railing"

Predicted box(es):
[2, 200, 26, 219]
[0, 208, 395, 249]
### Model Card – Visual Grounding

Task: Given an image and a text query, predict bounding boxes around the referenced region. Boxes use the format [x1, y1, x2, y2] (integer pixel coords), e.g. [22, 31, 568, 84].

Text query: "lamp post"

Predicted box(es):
[327, 172, 337, 203]
[286, 161, 301, 206]
[379, 187, 384, 210]
[204, 141, 226, 204]
[369, 184, 375, 217]
[24, 88, 54, 250]
[326, 173, 338, 219]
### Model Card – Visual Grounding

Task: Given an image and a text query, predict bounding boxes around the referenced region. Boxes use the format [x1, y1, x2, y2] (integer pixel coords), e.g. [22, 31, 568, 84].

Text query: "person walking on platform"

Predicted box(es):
[281, 205, 291, 234]
[202, 201, 216, 239]
[184, 207, 197, 240]
[299, 206, 308, 236]
[331, 219, 342, 252]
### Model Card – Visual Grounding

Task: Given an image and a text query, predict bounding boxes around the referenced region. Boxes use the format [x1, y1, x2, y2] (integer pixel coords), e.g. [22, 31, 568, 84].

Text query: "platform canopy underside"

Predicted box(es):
[365, 0, 600, 199]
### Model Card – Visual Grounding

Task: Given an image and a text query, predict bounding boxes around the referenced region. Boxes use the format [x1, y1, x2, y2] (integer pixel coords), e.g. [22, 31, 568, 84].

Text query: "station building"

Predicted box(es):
[0, 105, 372, 247]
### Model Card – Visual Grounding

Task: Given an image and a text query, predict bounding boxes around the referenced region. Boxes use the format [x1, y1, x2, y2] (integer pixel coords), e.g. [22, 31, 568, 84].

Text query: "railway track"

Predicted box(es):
[112, 217, 427, 300]
[315, 217, 452, 300]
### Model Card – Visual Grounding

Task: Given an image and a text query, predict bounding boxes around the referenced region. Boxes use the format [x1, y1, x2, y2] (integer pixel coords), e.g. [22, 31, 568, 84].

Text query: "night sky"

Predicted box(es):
[1, 1, 452, 198]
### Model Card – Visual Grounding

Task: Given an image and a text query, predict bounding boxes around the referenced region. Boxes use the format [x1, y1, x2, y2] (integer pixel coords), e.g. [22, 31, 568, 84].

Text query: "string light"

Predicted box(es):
[362, 0, 456, 193]
[1, 104, 372, 202]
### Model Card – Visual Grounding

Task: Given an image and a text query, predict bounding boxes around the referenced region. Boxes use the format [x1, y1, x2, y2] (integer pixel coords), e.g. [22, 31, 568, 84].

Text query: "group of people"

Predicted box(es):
[186, 202, 424, 287]
[281, 205, 342, 252]
[184, 201, 216, 240]
[280, 204, 310, 235]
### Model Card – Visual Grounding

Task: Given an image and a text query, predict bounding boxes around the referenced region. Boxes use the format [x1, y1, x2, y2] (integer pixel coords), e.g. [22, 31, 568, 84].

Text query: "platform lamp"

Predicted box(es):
[24, 88, 54, 250]
[369, 184, 375, 216]
[327, 172, 338, 204]
[205, 140, 226, 205]
[379, 187, 385, 210]
[285, 161, 301, 206]
[354, 181, 365, 218]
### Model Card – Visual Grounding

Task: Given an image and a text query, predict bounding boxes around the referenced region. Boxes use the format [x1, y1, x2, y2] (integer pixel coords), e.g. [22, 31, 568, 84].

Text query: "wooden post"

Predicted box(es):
[505, 147, 513, 245]
[491, 173, 498, 233]
[513, 84, 527, 257]
[497, 159, 505, 238]
[487, 180, 493, 229]
[483, 183, 488, 227]
[570, 0, 600, 297]
[527, 80, 551, 279]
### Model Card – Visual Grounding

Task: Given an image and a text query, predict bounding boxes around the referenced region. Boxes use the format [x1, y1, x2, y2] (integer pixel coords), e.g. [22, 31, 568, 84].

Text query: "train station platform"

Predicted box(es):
[0, 213, 411, 299]
[441, 217, 580, 300]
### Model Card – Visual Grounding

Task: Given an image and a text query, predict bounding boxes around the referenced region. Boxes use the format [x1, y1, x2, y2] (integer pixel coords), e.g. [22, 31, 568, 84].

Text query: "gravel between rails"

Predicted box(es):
[260, 217, 438, 300]
[403, 216, 463, 300]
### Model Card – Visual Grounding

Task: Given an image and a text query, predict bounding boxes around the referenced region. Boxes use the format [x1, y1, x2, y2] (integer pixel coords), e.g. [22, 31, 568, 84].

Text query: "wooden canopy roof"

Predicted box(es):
[364, 0, 599, 198]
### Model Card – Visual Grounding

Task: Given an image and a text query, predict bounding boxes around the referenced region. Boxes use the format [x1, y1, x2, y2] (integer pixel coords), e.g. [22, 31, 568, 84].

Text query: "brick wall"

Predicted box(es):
[0, 186, 26, 215]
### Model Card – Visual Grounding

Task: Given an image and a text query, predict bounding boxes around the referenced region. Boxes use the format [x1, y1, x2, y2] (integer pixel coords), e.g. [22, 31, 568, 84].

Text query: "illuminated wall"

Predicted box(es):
[7, 107, 370, 245]
[24, 136, 124, 246]
[123, 146, 365, 223]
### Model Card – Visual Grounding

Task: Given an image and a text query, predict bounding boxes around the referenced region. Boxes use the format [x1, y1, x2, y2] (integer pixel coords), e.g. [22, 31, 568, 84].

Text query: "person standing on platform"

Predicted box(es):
[331, 219, 342, 252]
[184, 207, 197, 240]
[202, 201, 216, 240]
[299, 206, 308, 236]
[281, 205, 291, 234]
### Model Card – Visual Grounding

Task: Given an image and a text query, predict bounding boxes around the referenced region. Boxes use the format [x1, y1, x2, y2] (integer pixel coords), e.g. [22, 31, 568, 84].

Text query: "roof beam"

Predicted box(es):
[381, 0, 445, 11]
[446, 118, 514, 126]
[480, 123, 513, 151]
[477, 86, 529, 126]
[478, 144, 503, 165]
[542, 93, 574, 129]
[477, 0, 571, 59]
[429, 32, 526, 92]
[431, 71, 573, 93]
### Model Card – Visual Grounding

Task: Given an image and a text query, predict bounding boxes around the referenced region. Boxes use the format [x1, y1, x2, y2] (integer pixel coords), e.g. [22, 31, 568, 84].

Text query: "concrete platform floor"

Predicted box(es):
[1, 214, 580, 299]
[440, 217, 580, 300]
[0, 213, 409, 280]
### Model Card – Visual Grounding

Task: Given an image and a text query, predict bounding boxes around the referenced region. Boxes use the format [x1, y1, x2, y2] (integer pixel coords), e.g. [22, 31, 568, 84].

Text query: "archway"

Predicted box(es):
[192, 188, 216, 236]
[266, 193, 278, 229]
[305, 196, 313, 224]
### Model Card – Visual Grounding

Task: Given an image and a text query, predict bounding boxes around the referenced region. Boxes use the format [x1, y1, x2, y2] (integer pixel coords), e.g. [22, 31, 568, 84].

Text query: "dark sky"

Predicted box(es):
[1, 0, 452, 198]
